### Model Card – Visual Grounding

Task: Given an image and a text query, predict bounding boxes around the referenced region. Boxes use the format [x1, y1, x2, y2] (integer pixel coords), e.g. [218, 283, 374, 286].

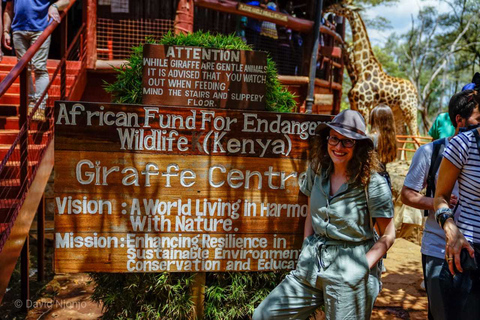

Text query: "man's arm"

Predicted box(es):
[401, 186, 434, 211]
[3, 1, 13, 50]
[401, 141, 458, 211]
[434, 158, 473, 275]
[54, 0, 70, 10]
[402, 144, 432, 210]
[48, 0, 71, 23]
[401, 185, 458, 211]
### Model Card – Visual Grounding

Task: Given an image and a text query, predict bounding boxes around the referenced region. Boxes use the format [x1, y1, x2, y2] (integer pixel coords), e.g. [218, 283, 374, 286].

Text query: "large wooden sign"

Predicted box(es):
[142, 45, 267, 110]
[54, 101, 330, 272]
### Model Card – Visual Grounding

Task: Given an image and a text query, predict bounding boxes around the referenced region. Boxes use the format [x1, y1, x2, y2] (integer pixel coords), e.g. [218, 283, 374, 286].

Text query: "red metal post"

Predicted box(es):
[20, 236, 30, 311]
[19, 66, 30, 311]
[107, 40, 113, 60]
[37, 194, 45, 282]
[85, 0, 97, 69]
[175, 0, 194, 35]
[19, 68, 29, 189]
[60, 16, 68, 100]
[80, 33, 84, 61]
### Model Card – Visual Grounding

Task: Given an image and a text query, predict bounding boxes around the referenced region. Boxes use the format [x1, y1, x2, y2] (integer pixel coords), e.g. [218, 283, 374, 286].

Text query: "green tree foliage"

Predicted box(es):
[434, 0, 480, 90]
[372, 45, 406, 79]
[355, 0, 398, 5]
[334, 0, 398, 8]
[338, 0, 479, 131]
[379, 2, 480, 131]
[104, 31, 296, 113]
[347, 0, 397, 30]
[94, 31, 294, 320]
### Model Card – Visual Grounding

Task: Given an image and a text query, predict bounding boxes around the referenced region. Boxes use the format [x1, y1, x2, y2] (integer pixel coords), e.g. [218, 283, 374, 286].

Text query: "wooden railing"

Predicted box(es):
[397, 135, 433, 160]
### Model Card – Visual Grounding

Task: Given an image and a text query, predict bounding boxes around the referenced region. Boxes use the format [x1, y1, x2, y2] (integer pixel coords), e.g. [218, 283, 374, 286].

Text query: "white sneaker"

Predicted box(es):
[28, 101, 36, 117]
[32, 108, 46, 121]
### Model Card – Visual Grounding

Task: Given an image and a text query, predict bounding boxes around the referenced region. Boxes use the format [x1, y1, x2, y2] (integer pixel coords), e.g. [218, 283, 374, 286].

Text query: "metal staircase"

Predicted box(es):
[0, 0, 86, 306]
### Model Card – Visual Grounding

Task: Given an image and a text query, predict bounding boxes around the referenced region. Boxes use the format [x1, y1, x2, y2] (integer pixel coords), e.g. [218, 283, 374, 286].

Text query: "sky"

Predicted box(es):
[363, 0, 450, 47]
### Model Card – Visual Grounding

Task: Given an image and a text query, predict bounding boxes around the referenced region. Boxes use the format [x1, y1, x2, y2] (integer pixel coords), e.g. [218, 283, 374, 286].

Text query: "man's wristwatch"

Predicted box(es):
[51, 3, 59, 10]
[435, 207, 454, 229]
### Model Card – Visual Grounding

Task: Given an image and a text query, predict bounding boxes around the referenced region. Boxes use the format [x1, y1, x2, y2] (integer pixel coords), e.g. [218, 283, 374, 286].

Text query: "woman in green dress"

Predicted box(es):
[253, 110, 395, 320]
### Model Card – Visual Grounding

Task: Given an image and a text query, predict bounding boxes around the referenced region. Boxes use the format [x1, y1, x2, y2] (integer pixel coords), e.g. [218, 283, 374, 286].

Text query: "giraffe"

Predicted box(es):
[343, 42, 357, 85]
[328, 3, 419, 136]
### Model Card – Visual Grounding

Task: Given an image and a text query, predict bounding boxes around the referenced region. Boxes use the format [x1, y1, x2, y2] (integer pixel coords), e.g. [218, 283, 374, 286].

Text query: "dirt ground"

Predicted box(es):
[24, 273, 103, 320]
[2, 160, 429, 319]
[17, 238, 426, 320]
[373, 238, 427, 319]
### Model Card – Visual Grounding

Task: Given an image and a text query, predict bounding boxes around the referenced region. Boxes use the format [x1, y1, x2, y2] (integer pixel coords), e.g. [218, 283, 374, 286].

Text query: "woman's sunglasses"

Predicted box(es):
[327, 136, 356, 148]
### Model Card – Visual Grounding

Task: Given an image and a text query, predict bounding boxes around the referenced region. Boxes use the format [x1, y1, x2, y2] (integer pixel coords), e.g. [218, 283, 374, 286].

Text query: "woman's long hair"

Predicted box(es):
[309, 128, 380, 186]
[370, 104, 397, 165]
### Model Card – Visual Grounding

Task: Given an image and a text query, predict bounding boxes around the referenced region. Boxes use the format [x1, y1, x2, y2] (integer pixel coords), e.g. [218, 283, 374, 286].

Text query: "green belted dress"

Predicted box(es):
[253, 166, 394, 320]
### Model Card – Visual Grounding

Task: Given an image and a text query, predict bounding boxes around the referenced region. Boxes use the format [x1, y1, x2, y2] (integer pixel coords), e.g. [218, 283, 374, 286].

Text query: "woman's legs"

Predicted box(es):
[319, 245, 380, 320]
[253, 242, 381, 320]
[253, 273, 323, 320]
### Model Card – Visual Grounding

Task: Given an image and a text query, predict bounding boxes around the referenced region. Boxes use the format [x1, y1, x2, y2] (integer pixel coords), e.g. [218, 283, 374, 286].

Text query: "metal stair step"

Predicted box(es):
[0, 160, 37, 179]
[0, 82, 76, 96]
[0, 73, 78, 85]
[0, 129, 50, 144]
[0, 93, 62, 105]
[0, 56, 82, 72]
[0, 179, 21, 199]
[0, 143, 47, 161]
[0, 105, 19, 117]
[0, 199, 20, 223]
[0, 116, 52, 130]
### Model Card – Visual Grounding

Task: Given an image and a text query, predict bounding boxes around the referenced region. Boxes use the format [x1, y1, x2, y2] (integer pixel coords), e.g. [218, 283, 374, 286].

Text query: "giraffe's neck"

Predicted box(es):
[347, 10, 382, 73]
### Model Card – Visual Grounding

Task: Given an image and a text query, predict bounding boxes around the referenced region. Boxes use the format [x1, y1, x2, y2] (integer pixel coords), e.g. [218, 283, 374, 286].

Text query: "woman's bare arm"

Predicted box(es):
[303, 198, 314, 239]
[365, 217, 395, 269]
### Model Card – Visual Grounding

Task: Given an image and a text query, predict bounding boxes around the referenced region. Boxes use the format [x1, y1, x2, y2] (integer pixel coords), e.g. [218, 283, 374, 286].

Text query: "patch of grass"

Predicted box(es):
[90, 273, 196, 320]
[204, 271, 287, 320]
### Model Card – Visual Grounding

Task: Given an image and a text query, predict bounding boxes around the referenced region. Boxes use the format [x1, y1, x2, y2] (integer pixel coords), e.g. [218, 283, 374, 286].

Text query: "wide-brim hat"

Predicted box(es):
[315, 109, 373, 146]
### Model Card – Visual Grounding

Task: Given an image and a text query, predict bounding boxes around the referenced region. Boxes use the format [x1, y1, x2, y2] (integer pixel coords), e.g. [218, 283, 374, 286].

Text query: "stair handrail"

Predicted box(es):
[0, 0, 81, 255]
[0, 0, 77, 97]
[0, 24, 86, 177]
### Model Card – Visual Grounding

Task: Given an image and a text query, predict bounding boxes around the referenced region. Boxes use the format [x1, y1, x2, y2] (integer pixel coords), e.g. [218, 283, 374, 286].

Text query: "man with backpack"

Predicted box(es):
[401, 76, 480, 320]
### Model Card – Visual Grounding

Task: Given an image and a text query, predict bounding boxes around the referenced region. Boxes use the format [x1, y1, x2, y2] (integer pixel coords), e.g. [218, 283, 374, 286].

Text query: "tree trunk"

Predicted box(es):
[420, 106, 430, 134]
